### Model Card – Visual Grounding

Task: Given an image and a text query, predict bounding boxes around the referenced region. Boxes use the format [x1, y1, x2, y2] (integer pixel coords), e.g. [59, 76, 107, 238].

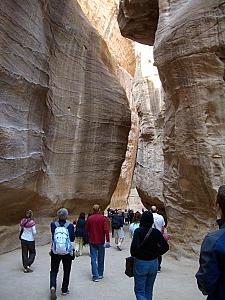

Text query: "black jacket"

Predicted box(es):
[131, 226, 169, 260]
[196, 219, 225, 300]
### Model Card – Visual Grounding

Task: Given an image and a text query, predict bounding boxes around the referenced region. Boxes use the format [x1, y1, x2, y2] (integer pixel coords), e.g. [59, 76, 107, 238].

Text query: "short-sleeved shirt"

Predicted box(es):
[152, 213, 165, 232]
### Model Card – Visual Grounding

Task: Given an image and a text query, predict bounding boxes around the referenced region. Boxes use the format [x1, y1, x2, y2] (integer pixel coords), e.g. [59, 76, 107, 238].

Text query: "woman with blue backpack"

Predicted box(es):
[50, 208, 75, 300]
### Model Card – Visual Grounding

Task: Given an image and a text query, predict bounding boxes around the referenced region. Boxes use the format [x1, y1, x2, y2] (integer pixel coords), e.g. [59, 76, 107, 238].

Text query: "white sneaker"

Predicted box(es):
[50, 287, 57, 300]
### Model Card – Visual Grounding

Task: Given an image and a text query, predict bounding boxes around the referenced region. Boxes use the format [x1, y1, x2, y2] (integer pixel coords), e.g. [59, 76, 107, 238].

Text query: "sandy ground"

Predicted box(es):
[0, 231, 206, 300]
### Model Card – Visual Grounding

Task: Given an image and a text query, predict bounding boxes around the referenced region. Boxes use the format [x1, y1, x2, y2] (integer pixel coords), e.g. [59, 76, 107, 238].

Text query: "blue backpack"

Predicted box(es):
[52, 221, 73, 255]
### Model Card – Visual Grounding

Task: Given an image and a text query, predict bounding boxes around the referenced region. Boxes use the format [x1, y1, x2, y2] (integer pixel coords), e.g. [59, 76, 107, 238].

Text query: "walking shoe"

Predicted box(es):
[50, 287, 57, 300]
[98, 276, 103, 279]
[27, 266, 33, 272]
[61, 290, 70, 296]
[117, 245, 122, 251]
[23, 268, 29, 273]
[92, 278, 99, 282]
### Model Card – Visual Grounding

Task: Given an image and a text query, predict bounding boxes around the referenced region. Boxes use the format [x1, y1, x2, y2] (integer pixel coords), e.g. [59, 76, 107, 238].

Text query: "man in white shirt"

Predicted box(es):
[151, 205, 166, 272]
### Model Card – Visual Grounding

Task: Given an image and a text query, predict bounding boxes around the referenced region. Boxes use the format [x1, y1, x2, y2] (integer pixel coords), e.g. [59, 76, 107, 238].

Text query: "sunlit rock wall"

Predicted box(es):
[78, 0, 138, 209]
[118, 0, 225, 255]
[0, 0, 131, 253]
[77, 0, 135, 76]
[133, 45, 165, 213]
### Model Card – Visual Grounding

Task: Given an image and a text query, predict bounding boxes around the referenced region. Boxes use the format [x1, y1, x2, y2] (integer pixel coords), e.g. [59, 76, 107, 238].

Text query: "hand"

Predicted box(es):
[104, 242, 111, 248]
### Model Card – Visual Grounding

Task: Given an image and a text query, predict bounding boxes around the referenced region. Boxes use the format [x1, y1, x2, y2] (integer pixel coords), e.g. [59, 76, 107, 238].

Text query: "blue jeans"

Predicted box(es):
[89, 243, 105, 279]
[134, 258, 158, 300]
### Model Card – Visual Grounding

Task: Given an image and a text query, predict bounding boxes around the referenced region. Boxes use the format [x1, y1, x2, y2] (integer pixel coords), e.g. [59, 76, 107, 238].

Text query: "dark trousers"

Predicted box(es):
[21, 239, 36, 268]
[158, 255, 162, 271]
[50, 252, 72, 293]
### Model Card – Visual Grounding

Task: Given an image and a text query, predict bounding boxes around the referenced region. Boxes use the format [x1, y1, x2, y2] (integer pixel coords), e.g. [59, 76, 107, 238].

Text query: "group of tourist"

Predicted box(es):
[18, 184, 225, 300]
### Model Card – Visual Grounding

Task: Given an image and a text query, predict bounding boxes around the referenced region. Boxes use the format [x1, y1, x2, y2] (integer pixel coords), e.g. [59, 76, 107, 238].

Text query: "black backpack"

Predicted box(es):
[112, 215, 122, 229]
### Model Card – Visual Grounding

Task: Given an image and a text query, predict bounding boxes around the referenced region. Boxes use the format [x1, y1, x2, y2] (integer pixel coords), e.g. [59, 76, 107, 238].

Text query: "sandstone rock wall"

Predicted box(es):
[0, 0, 131, 253]
[77, 0, 135, 76]
[77, 0, 138, 210]
[118, 0, 225, 255]
[133, 45, 165, 213]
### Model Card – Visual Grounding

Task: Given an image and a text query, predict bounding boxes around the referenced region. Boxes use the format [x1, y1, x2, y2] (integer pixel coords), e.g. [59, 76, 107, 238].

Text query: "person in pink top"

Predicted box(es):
[19, 209, 36, 273]
[85, 204, 110, 282]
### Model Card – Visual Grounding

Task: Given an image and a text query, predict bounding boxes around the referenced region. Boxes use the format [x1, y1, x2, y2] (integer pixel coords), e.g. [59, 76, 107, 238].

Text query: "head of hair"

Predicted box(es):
[93, 204, 100, 213]
[79, 212, 85, 219]
[140, 211, 154, 228]
[150, 205, 157, 213]
[25, 209, 33, 218]
[133, 211, 141, 223]
[57, 208, 68, 220]
[217, 185, 225, 218]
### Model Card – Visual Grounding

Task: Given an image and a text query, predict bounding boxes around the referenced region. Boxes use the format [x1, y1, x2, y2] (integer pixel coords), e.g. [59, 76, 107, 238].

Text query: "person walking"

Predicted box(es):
[129, 211, 141, 238]
[85, 204, 110, 282]
[131, 211, 169, 300]
[50, 208, 75, 299]
[196, 185, 225, 300]
[19, 209, 36, 273]
[150, 205, 166, 272]
[74, 212, 86, 256]
[112, 209, 124, 250]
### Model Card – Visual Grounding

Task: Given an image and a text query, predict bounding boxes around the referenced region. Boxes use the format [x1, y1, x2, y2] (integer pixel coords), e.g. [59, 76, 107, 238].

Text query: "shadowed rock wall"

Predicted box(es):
[0, 0, 131, 253]
[118, 0, 225, 255]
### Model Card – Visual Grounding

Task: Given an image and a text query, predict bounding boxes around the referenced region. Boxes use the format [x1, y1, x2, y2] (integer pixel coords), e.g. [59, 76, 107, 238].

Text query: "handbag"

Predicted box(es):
[125, 256, 134, 277]
[19, 227, 24, 240]
[125, 228, 153, 278]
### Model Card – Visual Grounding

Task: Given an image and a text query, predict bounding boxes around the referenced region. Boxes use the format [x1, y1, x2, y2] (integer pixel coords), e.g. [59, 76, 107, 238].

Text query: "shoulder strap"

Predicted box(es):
[139, 228, 153, 248]
[21, 219, 30, 228]
[55, 221, 60, 227]
[64, 221, 70, 229]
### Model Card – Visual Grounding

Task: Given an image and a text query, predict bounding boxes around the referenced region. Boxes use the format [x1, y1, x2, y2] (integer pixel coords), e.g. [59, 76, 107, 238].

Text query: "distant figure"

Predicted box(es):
[85, 204, 110, 282]
[129, 211, 141, 238]
[150, 205, 165, 272]
[50, 208, 75, 299]
[110, 209, 116, 238]
[19, 209, 36, 273]
[124, 209, 129, 224]
[128, 209, 134, 224]
[111, 209, 124, 250]
[131, 211, 169, 300]
[196, 185, 225, 300]
[74, 212, 86, 256]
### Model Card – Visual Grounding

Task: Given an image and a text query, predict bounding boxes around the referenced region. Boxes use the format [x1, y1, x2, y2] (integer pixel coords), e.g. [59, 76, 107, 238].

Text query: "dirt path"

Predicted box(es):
[0, 232, 205, 300]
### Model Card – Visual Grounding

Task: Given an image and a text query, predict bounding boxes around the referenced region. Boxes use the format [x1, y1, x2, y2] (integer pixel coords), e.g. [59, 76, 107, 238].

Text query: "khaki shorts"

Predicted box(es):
[114, 228, 125, 239]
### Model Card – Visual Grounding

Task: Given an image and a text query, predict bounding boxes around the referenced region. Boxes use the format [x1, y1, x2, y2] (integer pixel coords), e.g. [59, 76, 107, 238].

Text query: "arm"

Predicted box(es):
[196, 235, 221, 296]
[129, 224, 133, 238]
[130, 229, 141, 257]
[103, 217, 110, 242]
[85, 218, 89, 234]
[157, 231, 169, 255]
[31, 225, 37, 236]
[68, 223, 75, 242]
[50, 222, 56, 239]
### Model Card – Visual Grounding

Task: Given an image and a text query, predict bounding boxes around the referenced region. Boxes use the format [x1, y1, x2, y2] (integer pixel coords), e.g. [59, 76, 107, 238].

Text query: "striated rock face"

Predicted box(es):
[77, 0, 138, 210]
[0, 0, 131, 252]
[118, 0, 225, 255]
[77, 0, 135, 76]
[110, 68, 139, 209]
[133, 46, 165, 214]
